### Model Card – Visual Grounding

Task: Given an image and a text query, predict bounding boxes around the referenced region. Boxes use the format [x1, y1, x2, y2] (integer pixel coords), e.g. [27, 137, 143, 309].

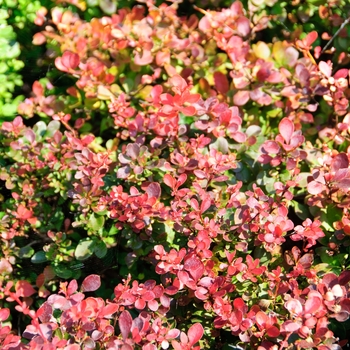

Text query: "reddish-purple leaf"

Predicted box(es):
[81, 275, 101, 292]
[278, 118, 294, 144]
[146, 182, 161, 199]
[190, 198, 200, 211]
[331, 153, 349, 172]
[214, 72, 229, 94]
[337, 179, 350, 191]
[126, 143, 140, 159]
[119, 310, 132, 340]
[188, 323, 204, 346]
[339, 271, 350, 286]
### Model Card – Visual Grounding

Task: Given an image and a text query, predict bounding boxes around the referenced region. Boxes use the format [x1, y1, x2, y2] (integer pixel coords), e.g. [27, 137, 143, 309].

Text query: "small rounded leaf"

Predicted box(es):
[81, 275, 101, 292]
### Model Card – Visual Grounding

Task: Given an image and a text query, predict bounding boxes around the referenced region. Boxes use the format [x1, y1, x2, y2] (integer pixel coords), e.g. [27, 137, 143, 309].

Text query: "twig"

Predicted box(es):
[321, 15, 350, 54]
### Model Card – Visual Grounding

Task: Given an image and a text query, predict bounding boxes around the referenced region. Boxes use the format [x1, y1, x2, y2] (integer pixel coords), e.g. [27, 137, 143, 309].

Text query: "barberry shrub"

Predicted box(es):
[1, 0, 350, 349]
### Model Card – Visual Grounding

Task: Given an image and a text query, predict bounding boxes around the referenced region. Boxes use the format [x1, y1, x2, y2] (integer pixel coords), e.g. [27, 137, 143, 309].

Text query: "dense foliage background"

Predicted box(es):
[1, 0, 350, 349]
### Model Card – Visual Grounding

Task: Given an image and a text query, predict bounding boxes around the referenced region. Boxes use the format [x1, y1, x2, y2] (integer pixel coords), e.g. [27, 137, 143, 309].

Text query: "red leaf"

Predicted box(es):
[255, 311, 268, 328]
[278, 118, 294, 144]
[15, 280, 36, 297]
[101, 303, 119, 317]
[81, 275, 101, 292]
[187, 323, 204, 346]
[119, 310, 133, 340]
[305, 31, 318, 46]
[184, 257, 204, 281]
[163, 174, 175, 189]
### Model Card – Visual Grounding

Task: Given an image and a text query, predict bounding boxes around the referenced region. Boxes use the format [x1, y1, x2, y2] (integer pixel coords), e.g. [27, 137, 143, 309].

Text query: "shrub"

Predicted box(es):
[1, 0, 350, 349]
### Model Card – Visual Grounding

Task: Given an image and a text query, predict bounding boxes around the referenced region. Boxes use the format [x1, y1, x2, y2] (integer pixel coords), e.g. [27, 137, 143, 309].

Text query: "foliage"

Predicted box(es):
[1, 0, 350, 349]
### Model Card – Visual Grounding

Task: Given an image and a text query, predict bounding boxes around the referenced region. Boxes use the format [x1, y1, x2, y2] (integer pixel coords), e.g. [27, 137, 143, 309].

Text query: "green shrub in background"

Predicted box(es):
[0, 7, 24, 118]
[0, 0, 46, 120]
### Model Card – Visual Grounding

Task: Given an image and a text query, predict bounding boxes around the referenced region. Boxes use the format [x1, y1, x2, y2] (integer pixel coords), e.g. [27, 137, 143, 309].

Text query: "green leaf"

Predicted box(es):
[94, 241, 107, 258]
[75, 240, 96, 261]
[31, 251, 47, 264]
[53, 264, 73, 279]
[292, 200, 310, 220]
[45, 120, 61, 138]
[19, 245, 34, 258]
[88, 213, 105, 232]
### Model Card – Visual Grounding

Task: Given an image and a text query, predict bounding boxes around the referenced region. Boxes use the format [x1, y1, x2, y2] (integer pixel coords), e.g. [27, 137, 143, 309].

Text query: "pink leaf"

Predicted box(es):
[170, 75, 188, 92]
[233, 90, 250, 106]
[0, 308, 10, 322]
[281, 320, 301, 333]
[134, 50, 153, 66]
[261, 141, 280, 154]
[61, 51, 80, 70]
[318, 61, 332, 77]
[278, 118, 294, 144]
[119, 310, 133, 340]
[81, 275, 101, 292]
[236, 17, 251, 37]
[187, 323, 204, 346]
[307, 181, 324, 195]
[32, 32, 46, 45]
[200, 196, 211, 213]
[232, 131, 247, 143]
[304, 292, 322, 314]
